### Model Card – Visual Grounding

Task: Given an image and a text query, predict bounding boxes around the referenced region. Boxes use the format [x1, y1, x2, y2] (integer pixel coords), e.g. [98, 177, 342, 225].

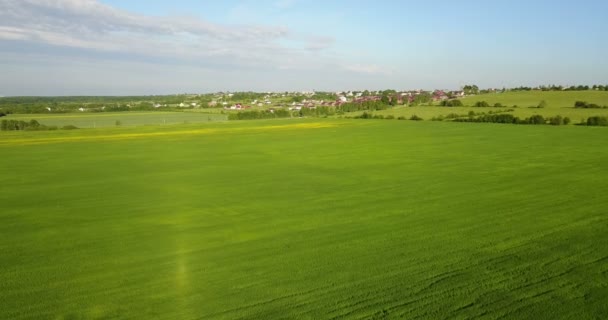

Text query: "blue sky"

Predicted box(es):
[0, 0, 607, 95]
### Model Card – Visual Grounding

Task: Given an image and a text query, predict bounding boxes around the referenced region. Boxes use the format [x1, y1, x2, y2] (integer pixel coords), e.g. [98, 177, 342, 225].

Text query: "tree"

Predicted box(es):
[463, 85, 479, 95]
[381, 94, 390, 105]
[527, 115, 546, 124]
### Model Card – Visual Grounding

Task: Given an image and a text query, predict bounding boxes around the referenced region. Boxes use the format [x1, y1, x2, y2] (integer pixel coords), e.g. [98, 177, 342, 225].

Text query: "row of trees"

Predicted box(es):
[574, 101, 608, 109]
[536, 85, 608, 91]
[439, 99, 464, 107]
[337, 101, 391, 113]
[472, 101, 509, 108]
[227, 109, 292, 120]
[453, 114, 571, 125]
[482, 85, 608, 92]
[584, 116, 608, 126]
[0, 119, 78, 131]
[350, 112, 421, 121]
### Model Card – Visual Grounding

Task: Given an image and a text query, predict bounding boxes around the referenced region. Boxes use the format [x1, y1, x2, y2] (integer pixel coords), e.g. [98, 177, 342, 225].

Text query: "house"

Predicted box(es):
[432, 90, 449, 101]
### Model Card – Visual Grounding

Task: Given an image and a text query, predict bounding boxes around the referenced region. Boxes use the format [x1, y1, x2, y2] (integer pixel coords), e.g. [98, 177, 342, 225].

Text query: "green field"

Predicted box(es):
[1, 119, 607, 319]
[3, 111, 228, 128]
[362, 91, 608, 122]
[460, 90, 608, 109]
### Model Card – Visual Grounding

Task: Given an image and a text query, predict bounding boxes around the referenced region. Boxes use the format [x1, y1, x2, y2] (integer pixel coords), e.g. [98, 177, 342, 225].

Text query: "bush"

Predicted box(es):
[397, 116, 406, 120]
[574, 101, 605, 109]
[548, 115, 563, 126]
[228, 109, 292, 120]
[357, 112, 373, 119]
[385, 115, 395, 120]
[440, 99, 463, 107]
[450, 99, 463, 107]
[1, 119, 38, 131]
[527, 115, 546, 124]
[537, 100, 548, 108]
[586, 116, 608, 126]
[62, 125, 79, 130]
[474, 101, 490, 108]
[409, 115, 423, 121]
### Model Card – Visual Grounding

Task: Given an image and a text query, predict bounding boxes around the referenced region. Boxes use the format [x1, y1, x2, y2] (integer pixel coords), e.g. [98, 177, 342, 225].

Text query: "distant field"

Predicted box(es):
[460, 90, 608, 109]
[352, 91, 608, 122]
[4, 111, 228, 128]
[1, 119, 607, 319]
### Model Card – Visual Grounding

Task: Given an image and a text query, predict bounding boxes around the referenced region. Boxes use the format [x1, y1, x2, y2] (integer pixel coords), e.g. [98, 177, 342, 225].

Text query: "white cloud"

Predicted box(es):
[0, 0, 330, 69]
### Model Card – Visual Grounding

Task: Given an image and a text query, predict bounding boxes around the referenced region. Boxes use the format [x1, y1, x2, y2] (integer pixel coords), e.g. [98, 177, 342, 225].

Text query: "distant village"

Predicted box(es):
[11, 84, 605, 114]
[212, 89, 470, 111]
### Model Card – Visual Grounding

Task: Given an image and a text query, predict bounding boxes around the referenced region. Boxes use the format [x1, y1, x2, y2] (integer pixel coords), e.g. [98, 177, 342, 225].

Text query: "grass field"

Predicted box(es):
[359, 91, 608, 122]
[460, 90, 608, 109]
[3, 111, 228, 128]
[1, 119, 607, 319]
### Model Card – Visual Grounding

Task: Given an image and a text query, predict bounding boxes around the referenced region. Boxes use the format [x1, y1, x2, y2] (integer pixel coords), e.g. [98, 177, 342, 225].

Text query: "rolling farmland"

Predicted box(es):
[1, 119, 607, 319]
[356, 91, 608, 122]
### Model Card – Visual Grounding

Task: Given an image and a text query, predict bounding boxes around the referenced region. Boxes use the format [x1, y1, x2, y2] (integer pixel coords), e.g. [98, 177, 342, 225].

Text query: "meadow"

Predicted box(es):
[354, 91, 608, 122]
[1, 119, 607, 319]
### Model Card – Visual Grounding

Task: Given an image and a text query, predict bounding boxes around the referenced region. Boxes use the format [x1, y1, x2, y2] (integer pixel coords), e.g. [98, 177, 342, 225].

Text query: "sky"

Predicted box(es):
[0, 0, 607, 95]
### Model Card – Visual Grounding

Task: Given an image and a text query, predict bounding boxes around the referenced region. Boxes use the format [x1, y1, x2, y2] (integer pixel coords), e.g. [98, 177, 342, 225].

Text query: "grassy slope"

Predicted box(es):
[459, 90, 608, 108]
[1, 119, 607, 319]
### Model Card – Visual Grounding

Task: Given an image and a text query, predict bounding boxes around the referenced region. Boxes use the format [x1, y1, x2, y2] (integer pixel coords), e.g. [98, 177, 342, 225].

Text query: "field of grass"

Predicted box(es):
[3, 111, 228, 128]
[1, 119, 607, 319]
[358, 91, 608, 122]
[460, 90, 608, 109]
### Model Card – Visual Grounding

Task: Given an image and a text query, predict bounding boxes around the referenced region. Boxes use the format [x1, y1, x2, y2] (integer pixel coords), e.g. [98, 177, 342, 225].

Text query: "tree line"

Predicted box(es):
[1, 119, 78, 131]
[574, 101, 608, 109]
[227, 109, 292, 120]
[454, 114, 570, 125]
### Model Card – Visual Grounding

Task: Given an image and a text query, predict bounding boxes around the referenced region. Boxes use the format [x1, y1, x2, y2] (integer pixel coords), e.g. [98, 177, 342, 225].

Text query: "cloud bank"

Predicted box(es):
[0, 0, 346, 71]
